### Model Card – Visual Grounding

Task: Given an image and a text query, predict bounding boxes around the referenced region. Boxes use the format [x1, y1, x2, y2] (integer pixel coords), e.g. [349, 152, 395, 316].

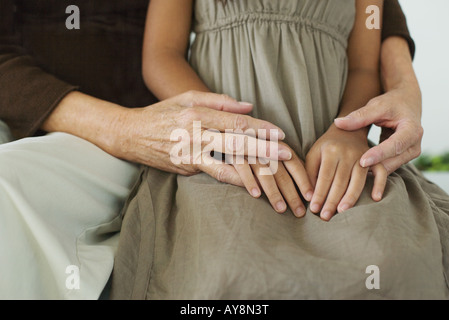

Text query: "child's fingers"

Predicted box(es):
[283, 157, 314, 202]
[337, 164, 369, 213]
[305, 150, 321, 188]
[273, 163, 307, 218]
[319, 163, 352, 221]
[370, 163, 388, 201]
[199, 154, 244, 187]
[232, 157, 261, 198]
[251, 162, 287, 214]
[309, 156, 338, 215]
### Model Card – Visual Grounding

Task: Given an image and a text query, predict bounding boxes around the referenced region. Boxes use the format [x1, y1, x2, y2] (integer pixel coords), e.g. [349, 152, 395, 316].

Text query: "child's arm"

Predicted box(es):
[142, 0, 314, 218]
[142, 0, 210, 100]
[306, 0, 388, 221]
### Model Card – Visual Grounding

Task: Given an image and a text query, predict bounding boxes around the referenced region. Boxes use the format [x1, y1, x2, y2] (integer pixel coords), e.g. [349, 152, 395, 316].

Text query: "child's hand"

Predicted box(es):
[305, 124, 388, 221]
[229, 145, 314, 218]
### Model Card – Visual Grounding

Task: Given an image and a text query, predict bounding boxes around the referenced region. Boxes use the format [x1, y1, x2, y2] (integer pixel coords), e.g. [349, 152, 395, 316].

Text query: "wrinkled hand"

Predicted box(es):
[334, 86, 423, 175]
[114, 91, 291, 187]
[305, 124, 387, 221]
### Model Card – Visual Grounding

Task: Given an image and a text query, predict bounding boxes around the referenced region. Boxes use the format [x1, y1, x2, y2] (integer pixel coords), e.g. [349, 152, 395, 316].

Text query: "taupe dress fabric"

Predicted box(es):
[110, 0, 449, 299]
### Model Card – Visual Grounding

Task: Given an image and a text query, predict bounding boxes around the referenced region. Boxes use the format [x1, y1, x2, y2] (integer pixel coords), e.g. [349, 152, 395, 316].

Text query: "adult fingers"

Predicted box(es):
[334, 100, 387, 131]
[201, 130, 292, 161]
[380, 145, 422, 175]
[198, 154, 244, 187]
[359, 123, 423, 168]
[180, 106, 286, 141]
[178, 90, 254, 114]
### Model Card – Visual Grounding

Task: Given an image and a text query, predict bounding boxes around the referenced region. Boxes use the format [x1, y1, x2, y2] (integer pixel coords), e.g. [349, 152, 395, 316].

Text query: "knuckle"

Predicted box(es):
[352, 108, 366, 119]
[394, 139, 407, 155]
[182, 90, 197, 107]
[185, 90, 199, 98]
[324, 204, 339, 213]
[263, 184, 279, 198]
[383, 162, 394, 175]
[215, 166, 228, 183]
[181, 107, 201, 122]
[321, 143, 340, 155]
[220, 93, 231, 101]
[366, 97, 380, 108]
[233, 115, 249, 131]
[275, 173, 292, 187]
[376, 146, 386, 161]
[416, 145, 422, 158]
[416, 125, 424, 140]
[347, 149, 361, 159]
[288, 196, 302, 207]
[225, 135, 240, 153]
[313, 191, 327, 203]
[320, 175, 334, 185]
[324, 197, 340, 209]
[215, 93, 232, 111]
[343, 195, 357, 206]
[412, 146, 422, 159]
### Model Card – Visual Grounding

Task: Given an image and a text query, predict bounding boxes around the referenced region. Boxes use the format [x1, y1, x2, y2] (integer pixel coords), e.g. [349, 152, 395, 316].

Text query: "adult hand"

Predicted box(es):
[334, 85, 423, 175]
[335, 36, 424, 175]
[113, 90, 291, 187]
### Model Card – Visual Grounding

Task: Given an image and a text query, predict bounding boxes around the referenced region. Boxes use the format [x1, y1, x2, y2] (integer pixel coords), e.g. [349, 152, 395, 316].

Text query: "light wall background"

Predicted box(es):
[369, 0, 449, 154]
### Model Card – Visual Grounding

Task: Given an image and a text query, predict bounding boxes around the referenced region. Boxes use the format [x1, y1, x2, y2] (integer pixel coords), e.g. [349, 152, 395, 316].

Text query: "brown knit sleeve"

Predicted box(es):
[0, 0, 78, 139]
[382, 0, 416, 59]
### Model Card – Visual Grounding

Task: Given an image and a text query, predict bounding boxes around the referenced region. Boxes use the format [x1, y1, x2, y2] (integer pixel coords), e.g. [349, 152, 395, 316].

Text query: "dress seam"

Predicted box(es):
[193, 11, 350, 49]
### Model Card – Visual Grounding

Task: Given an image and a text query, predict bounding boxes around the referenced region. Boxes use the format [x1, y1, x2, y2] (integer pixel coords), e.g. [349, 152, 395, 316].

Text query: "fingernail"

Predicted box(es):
[278, 149, 292, 161]
[334, 117, 349, 122]
[295, 207, 305, 217]
[321, 211, 332, 221]
[276, 201, 286, 212]
[305, 191, 313, 202]
[361, 157, 374, 167]
[339, 203, 349, 212]
[270, 130, 285, 141]
[238, 101, 253, 106]
[251, 188, 261, 198]
[278, 130, 286, 140]
[310, 203, 320, 213]
[374, 192, 383, 201]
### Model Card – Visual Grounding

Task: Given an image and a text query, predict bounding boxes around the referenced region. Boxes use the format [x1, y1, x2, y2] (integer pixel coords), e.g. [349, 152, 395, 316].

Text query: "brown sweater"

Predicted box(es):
[0, 0, 415, 140]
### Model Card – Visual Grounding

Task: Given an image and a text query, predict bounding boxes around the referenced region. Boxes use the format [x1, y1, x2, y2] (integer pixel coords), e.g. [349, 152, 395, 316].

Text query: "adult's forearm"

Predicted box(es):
[381, 37, 421, 100]
[41, 91, 128, 158]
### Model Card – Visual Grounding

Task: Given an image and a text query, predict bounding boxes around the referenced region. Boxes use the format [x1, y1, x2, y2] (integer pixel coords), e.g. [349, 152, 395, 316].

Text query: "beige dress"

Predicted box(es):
[110, 0, 449, 299]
